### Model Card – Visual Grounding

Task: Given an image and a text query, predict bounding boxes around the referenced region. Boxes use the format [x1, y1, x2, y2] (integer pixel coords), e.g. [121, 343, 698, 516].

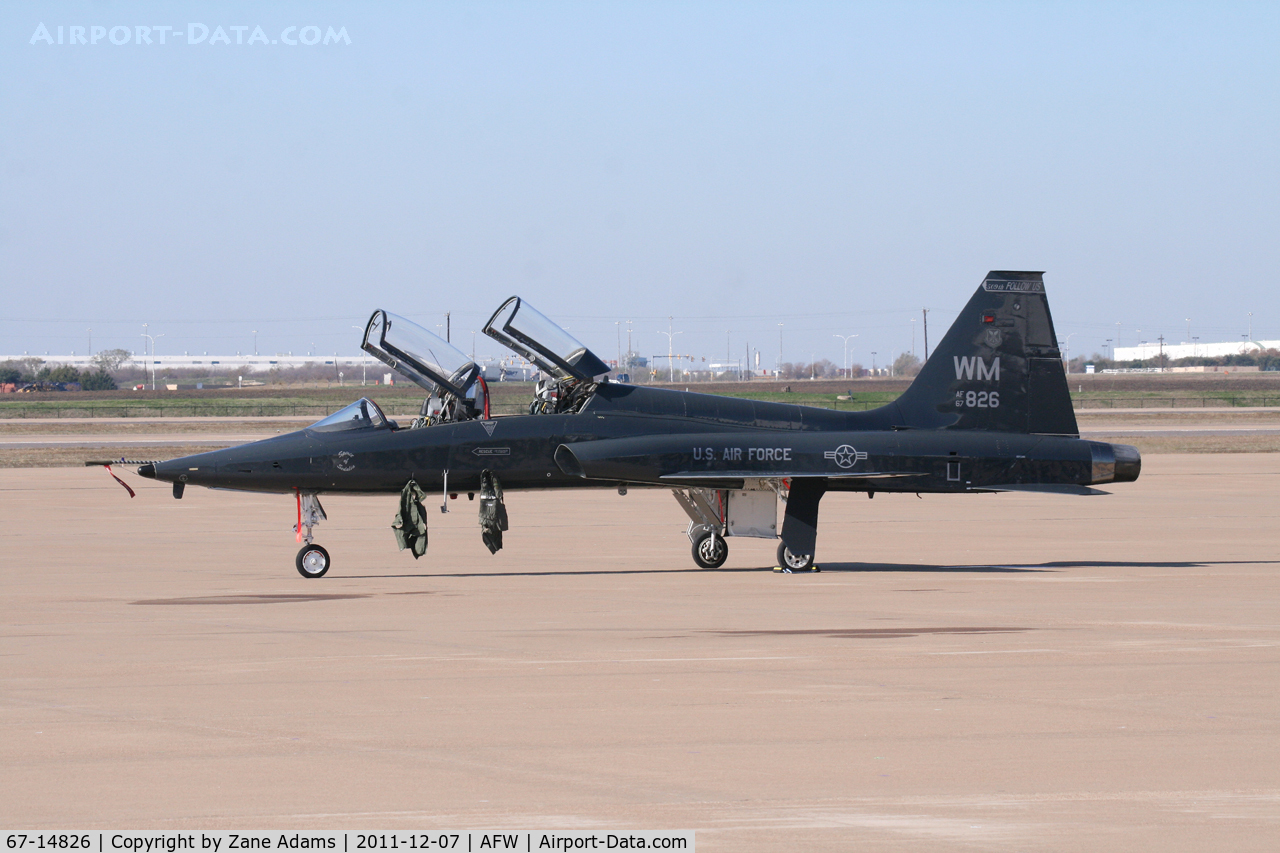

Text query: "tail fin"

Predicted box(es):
[892, 271, 1077, 435]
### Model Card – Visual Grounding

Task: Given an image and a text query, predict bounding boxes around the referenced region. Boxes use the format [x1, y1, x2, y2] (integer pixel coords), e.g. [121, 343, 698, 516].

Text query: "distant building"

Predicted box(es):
[0, 353, 381, 373]
[1113, 340, 1280, 361]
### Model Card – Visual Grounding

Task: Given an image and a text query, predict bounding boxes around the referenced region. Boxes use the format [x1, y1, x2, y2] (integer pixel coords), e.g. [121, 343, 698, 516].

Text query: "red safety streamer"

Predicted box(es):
[295, 488, 302, 542]
[104, 464, 136, 498]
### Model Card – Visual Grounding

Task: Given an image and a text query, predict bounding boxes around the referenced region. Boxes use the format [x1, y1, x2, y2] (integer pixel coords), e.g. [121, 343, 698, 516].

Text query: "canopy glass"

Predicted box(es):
[308, 397, 390, 433]
[482, 297, 610, 380]
[361, 310, 478, 398]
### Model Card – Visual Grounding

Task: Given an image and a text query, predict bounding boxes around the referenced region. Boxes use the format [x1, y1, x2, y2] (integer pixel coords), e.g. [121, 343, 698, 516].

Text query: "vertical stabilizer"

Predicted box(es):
[892, 271, 1077, 435]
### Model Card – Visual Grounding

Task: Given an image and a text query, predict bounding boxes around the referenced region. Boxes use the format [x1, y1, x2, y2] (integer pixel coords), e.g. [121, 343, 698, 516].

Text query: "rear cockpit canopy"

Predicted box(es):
[482, 297, 610, 381]
[361, 310, 478, 399]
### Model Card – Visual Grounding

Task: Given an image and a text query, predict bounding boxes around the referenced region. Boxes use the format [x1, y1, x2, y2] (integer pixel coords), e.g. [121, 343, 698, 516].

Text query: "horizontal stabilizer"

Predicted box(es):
[976, 483, 1109, 496]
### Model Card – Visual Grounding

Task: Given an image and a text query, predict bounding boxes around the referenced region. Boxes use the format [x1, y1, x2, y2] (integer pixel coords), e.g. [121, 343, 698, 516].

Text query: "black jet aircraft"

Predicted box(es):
[134, 271, 1140, 577]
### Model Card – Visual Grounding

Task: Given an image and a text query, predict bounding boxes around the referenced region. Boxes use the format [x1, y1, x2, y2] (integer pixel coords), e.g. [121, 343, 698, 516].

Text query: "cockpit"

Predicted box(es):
[309, 397, 392, 432]
[482, 297, 610, 416]
[362, 310, 485, 427]
[358, 298, 609, 428]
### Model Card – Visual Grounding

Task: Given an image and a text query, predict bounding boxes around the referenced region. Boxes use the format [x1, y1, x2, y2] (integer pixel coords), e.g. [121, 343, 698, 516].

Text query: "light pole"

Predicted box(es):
[1186, 318, 1191, 343]
[1061, 333, 1077, 371]
[352, 326, 367, 384]
[1249, 312, 1253, 341]
[252, 330, 258, 356]
[141, 326, 164, 391]
[87, 328, 92, 358]
[657, 317, 681, 383]
[833, 334, 858, 378]
[777, 322, 783, 377]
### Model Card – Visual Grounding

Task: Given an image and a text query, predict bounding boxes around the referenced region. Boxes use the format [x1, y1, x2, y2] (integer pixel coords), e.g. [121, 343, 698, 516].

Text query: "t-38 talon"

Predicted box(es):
[135, 272, 1140, 577]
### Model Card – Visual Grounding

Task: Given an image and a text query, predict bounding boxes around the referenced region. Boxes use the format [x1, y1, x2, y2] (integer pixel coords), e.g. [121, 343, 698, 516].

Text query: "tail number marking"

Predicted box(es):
[954, 356, 1000, 381]
[956, 390, 999, 408]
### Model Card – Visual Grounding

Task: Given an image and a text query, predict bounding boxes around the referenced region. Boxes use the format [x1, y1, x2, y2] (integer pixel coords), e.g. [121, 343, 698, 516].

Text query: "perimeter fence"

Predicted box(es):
[3, 395, 1280, 418]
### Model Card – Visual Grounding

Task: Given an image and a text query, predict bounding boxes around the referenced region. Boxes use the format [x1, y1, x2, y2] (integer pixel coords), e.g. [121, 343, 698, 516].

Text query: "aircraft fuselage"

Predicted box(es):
[143, 384, 1138, 497]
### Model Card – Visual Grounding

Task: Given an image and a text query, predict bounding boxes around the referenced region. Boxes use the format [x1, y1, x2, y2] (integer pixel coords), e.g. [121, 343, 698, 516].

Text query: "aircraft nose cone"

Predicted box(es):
[137, 463, 156, 479]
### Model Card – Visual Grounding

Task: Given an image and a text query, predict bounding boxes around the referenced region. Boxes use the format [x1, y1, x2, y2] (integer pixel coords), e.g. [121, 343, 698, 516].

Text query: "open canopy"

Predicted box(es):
[361, 310, 478, 398]
[482, 297, 610, 381]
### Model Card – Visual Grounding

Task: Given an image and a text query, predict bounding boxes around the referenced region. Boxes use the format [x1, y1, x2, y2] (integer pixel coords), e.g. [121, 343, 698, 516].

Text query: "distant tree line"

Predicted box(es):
[0, 356, 118, 390]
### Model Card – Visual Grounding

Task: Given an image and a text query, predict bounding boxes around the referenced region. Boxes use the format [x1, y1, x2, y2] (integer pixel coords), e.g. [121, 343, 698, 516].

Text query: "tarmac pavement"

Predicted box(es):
[3, 456, 1279, 851]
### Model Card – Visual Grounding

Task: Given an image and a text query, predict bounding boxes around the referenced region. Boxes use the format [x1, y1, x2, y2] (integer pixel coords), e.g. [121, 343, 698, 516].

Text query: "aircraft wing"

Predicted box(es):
[659, 471, 924, 481]
[972, 484, 1110, 496]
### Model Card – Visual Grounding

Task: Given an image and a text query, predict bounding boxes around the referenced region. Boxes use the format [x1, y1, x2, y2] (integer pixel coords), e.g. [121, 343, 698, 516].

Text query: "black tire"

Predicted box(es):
[776, 542, 815, 572]
[296, 543, 331, 578]
[691, 532, 728, 569]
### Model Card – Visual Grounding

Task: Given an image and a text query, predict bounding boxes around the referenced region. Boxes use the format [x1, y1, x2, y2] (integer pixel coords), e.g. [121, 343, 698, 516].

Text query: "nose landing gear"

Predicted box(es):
[296, 543, 331, 578]
[293, 491, 330, 578]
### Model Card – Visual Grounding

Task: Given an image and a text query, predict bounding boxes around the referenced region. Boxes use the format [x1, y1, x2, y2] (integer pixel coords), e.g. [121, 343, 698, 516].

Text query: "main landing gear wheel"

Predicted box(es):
[296, 543, 331, 578]
[776, 542, 817, 573]
[692, 532, 728, 569]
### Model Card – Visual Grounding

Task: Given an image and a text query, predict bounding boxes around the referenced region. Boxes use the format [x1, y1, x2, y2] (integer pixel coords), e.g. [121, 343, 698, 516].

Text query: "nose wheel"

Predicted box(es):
[296, 543, 331, 578]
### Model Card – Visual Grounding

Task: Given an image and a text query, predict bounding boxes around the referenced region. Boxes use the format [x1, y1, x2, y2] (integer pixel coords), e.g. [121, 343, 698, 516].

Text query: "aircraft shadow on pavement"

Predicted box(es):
[341, 566, 766, 580]
[340, 557, 1280, 580]
[817, 562, 1053, 574]
[815, 558, 1280, 573]
[343, 562, 1048, 580]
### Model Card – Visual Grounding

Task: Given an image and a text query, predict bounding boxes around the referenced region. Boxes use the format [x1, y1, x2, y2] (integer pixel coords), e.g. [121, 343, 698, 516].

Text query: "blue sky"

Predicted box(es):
[2, 1, 1277, 369]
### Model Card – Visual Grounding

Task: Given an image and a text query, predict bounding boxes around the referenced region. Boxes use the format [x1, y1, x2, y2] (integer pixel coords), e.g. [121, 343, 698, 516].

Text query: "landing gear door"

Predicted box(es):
[725, 490, 778, 539]
[361, 310, 478, 398]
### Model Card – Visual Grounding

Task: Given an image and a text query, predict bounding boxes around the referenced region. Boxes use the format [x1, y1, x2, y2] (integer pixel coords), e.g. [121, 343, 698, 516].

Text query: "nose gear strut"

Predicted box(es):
[294, 491, 331, 578]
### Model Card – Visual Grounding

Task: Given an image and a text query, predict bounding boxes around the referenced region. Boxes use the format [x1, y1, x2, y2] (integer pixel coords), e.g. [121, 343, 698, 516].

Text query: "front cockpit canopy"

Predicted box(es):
[482, 297, 610, 381]
[362, 310, 479, 399]
[308, 397, 391, 433]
